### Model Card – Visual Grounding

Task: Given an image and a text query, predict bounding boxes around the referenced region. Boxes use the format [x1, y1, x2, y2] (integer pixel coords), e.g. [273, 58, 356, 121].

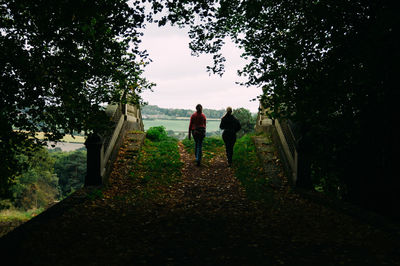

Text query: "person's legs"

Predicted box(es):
[194, 136, 203, 165]
[194, 138, 198, 161]
[223, 133, 235, 166]
[226, 140, 235, 165]
[198, 138, 203, 164]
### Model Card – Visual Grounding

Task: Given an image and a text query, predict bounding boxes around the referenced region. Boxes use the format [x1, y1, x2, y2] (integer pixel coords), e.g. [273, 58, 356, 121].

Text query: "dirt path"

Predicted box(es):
[1, 139, 399, 265]
[173, 142, 249, 216]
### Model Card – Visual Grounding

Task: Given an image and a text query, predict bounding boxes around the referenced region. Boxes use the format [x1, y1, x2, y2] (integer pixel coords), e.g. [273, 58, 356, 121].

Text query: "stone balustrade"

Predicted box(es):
[255, 103, 311, 188]
[84, 103, 144, 187]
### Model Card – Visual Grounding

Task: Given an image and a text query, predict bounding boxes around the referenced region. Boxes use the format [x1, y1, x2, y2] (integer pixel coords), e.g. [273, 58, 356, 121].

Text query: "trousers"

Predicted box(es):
[194, 135, 203, 163]
[222, 132, 236, 164]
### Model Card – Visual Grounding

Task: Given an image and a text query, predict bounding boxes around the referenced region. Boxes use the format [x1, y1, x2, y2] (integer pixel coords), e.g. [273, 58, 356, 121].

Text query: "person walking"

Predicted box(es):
[188, 104, 206, 166]
[220, 107, 241, 167]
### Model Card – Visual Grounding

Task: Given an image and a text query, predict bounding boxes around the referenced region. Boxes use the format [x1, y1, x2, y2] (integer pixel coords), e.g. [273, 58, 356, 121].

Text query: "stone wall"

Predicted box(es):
[85, 103, 144, 187]
[255, 103, 299, 186]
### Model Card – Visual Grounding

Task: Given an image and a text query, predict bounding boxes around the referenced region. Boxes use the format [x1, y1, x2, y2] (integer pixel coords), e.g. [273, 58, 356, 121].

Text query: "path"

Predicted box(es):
[0, 137, 399, 265]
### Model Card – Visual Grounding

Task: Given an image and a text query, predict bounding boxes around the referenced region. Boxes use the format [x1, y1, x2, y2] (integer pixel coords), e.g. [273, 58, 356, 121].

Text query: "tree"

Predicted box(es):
[10, 147, 60, 210]
[0, 0, 153, 195]
[151, 1, 399, 217]
[50, 148, 86, 198]
[232, 108, 255, 138]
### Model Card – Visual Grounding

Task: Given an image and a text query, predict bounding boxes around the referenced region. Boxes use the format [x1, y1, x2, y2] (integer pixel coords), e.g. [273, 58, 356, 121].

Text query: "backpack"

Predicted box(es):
[193, 127, 206, 139]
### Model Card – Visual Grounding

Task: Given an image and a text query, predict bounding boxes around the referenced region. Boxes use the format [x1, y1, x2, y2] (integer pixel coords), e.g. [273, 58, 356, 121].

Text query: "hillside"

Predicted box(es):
[142, 105, 226, 119]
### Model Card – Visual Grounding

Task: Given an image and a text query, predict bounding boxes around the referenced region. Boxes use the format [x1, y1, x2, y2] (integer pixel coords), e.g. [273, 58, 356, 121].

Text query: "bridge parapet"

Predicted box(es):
[255, 104, 273, 134]
[84, 103, 144, 187]
[255, 103, 311, 188]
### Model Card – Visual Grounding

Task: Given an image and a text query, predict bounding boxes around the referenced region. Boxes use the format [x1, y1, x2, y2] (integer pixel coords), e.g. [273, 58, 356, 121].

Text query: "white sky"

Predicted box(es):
[139, 23, 261, 113]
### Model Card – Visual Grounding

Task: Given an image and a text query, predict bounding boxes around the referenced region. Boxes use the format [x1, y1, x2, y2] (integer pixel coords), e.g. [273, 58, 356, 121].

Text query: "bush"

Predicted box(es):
[232, 108, 256, 138]
[0, 199, 13, 210]
[146, 126, 168, 141]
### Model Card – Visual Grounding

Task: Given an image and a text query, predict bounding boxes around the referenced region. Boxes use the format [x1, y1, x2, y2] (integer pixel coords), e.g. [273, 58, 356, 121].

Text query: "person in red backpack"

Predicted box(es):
[188, 104, 206, 166]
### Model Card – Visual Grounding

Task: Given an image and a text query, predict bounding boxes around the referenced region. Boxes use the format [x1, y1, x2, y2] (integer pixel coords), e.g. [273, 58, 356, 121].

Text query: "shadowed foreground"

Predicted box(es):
[0, 137, 399, 265]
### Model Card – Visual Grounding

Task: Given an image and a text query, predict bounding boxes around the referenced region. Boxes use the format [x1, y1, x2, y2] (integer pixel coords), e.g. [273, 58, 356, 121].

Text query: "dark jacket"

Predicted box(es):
[220, 114, 241, 138]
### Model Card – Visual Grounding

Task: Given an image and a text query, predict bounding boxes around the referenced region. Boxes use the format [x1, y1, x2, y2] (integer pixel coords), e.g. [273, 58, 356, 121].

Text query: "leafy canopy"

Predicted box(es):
[0, 0, 153, 193]
[150, 0, 399, 214]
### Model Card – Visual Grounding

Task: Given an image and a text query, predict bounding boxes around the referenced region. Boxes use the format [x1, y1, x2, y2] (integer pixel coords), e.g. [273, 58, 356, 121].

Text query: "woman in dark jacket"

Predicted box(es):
[219, 107, 241, 166]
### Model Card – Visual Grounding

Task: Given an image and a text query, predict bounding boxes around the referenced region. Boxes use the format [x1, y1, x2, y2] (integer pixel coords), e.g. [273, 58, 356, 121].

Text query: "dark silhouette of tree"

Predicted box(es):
[150, 1, 399, 218]
[0, 0, 153, 196]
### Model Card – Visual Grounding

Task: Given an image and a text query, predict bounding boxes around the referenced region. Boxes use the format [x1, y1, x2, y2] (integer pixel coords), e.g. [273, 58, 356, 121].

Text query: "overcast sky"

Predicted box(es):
[139, 23, 261, 113]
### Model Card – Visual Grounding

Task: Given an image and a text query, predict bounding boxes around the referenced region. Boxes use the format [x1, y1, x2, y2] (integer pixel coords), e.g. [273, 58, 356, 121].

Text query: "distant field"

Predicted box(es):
[17, 131, 86, 143]
[143, 119, 221, 132]
[34, 132, 86, 143]
[47, 142, 85, 151]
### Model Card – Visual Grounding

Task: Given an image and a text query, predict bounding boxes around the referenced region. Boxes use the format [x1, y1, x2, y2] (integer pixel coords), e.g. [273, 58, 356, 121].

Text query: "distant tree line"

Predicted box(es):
[142, 105, 226, 119]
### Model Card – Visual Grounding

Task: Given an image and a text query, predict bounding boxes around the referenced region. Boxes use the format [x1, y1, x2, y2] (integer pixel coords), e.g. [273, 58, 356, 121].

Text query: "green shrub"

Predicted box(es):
[146, 126, 168, 141]
[0, 199, 13, 210]
[232, 108, 256, 138]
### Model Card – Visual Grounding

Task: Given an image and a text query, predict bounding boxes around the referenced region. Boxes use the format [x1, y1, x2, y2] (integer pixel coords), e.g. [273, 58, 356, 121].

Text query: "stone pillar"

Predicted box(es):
[84, 133, 103, 186]
[123, 103, 128, 121]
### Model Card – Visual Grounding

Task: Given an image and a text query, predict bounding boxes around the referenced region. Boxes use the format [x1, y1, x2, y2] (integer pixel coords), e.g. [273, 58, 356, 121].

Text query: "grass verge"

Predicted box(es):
[129, 134, 182, 200]
[232, 134, 273, 202]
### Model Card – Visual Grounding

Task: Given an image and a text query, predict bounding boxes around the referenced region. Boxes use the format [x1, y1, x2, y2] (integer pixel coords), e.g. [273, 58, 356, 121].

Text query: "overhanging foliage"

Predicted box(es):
[150, 0, 399, 216]
[0, 0, 154, 194]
